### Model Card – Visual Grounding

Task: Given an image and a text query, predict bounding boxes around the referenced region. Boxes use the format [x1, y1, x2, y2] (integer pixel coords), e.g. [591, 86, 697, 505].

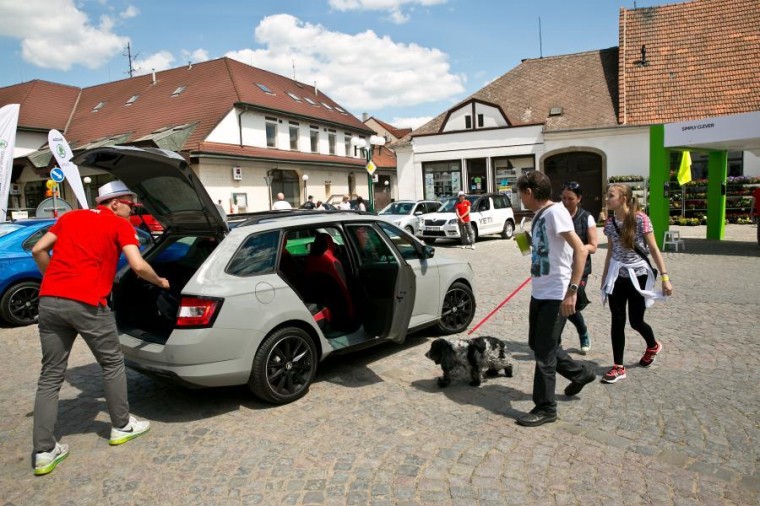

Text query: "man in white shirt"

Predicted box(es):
[338, 195, 352, 210]
[272, 193, 292, 210]
[514, 171, 595, 427]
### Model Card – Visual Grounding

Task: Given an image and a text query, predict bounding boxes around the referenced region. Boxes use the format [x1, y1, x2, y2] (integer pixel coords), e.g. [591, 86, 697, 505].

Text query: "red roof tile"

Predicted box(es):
[619, 0, 760, 125]
[0, 80, 80, 131]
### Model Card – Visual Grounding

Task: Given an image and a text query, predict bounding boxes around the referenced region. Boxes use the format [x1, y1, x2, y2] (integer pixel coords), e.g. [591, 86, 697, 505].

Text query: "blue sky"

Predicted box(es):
[0, 0, 688, 128]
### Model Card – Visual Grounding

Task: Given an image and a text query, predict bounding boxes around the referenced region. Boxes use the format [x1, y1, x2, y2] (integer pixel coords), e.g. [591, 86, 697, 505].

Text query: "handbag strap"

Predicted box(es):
[610, 217, 654, 270]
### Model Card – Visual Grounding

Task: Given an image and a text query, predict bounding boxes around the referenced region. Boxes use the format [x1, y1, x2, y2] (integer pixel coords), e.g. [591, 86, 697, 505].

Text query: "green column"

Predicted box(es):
[648, 124, 669, 249]
[705, 150, 727, 240]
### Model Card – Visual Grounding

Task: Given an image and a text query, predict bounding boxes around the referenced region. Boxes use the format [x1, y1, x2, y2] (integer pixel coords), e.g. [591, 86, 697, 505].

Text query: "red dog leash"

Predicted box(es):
[467, 276, 532, 335]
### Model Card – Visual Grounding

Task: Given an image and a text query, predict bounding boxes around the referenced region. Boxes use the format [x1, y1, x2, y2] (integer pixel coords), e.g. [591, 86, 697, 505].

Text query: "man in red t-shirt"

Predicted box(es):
[454, 191, 475, 249]
[30, 180, 169, 476]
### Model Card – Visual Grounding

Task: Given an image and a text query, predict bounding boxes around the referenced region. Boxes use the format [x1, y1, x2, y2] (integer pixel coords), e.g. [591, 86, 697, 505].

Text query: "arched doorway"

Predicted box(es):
[543, 151, 604, 220]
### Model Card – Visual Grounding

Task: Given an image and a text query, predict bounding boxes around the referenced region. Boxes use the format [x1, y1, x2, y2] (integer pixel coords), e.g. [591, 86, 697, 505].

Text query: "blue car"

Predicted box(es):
[0, 219, 153, 327]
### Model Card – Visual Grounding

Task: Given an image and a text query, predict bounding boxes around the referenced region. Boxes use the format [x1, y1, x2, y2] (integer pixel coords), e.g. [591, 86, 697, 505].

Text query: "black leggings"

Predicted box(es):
[608, 274, 657, 365]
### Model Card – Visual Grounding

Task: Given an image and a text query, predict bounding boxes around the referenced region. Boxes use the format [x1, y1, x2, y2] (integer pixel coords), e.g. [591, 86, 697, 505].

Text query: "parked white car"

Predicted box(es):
[417, 193, 515, 244]
[377, 200, 441, 236]
[72, 146, 478, 405]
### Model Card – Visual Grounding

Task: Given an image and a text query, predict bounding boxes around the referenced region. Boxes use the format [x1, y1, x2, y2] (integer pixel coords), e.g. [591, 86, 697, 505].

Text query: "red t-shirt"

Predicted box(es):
[40, 206, 140, 307]
[454, 200, 471, 223]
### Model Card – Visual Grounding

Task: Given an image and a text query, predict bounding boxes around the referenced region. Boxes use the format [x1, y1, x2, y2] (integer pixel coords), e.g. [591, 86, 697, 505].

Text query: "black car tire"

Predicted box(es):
[423, 238, 437, 245]
[436, 281, 476, 335]
[501, 220, 515, 239]
[404, 225, 415, 235]
[249, 327, 317, 404]
[471, 224, 479, 242]
[0, 281, 41, 327]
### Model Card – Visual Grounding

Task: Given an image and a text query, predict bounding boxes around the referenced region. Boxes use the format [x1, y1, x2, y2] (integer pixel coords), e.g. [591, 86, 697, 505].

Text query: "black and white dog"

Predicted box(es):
[425, 336, 513, 387]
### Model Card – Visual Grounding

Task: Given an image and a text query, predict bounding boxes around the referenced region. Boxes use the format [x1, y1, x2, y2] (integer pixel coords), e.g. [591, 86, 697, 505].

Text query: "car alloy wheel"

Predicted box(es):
[501, 220, 515, 239]
[436, 281, 476, 335]
[250, 327, 317, 404]
[404, 225, 414, 235]
[0, 281, 41, 327]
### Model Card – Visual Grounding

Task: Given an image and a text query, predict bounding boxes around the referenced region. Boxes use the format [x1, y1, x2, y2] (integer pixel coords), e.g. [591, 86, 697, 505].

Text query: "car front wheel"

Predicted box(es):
[0, 281, 41, 327]
[501, 220, 515, 239]
[249, 327, 317, 404]
[436, 281, 476, 335]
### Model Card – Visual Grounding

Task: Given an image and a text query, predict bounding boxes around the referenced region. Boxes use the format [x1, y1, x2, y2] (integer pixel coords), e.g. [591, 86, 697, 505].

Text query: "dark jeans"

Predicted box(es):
[528, 297, 590, 414]
[608, 275, 657, 365]
[567, 311, 587, 337]
[33, 297, 131, 452]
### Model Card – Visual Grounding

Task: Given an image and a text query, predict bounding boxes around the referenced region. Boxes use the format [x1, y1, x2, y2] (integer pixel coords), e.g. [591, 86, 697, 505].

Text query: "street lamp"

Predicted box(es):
[350, 135, 386, 212]
[302, 174, 309, 202]
[83, 176, 92, 207]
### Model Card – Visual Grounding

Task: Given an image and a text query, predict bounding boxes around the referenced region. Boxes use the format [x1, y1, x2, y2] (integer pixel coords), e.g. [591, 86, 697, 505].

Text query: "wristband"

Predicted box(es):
[661, 275, 670, 282]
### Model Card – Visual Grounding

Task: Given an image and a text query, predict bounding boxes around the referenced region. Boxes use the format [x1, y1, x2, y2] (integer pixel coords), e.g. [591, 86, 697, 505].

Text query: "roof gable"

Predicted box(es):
[619, 0, 760, 125]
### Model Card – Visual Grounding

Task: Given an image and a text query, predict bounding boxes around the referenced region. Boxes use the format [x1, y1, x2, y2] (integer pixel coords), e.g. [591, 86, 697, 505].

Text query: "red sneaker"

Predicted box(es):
[601, 365, 626, 384]
[639, 342, 662, 368]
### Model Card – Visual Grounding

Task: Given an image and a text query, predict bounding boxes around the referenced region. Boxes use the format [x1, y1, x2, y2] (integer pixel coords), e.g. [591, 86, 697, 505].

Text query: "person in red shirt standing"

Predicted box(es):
[454, 191, 476, 249]
[30, 181, 169, 476]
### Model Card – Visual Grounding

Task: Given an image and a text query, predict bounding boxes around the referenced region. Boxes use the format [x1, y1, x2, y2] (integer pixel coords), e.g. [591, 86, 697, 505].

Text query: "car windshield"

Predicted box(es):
[0, 224, 24, 238]
[379, 202, 414, 215]
[438, 196, 477, 212]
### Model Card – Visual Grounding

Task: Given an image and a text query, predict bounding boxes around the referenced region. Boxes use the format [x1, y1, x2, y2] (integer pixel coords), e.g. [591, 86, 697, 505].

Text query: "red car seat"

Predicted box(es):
[303, 233, 355, 328]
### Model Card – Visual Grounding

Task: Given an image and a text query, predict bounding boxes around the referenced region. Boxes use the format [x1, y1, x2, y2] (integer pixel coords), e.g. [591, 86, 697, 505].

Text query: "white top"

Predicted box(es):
[357, 203, 366, 212]
[272, 200, 292, 210]
[338, 202, 352, 210]
[601, 258, 665, 308]
[530, 203, 574, 300]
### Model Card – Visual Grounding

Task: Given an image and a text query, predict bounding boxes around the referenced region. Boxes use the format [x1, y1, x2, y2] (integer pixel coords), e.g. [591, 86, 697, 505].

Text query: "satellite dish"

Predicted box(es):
[35, 197, 74, 218]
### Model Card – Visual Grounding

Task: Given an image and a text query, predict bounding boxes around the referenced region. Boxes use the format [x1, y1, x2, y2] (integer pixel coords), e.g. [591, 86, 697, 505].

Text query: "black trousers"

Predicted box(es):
[528, 297, 590, 413]
[608, 274, 657, 365]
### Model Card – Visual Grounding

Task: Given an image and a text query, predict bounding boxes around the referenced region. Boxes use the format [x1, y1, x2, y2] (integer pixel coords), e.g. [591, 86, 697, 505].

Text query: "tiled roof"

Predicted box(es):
[194, 142, 367, 169]
[1, 57, 372, 155]
[366, 117, 412, 140]
[0, 80, 80, 131]
[619, 0, 760, 125]
[398, 48, 619, 146]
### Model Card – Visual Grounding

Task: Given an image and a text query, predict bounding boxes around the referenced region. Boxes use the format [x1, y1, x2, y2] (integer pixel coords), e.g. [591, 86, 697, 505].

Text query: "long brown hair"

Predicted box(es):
[609, 183, 641, 249]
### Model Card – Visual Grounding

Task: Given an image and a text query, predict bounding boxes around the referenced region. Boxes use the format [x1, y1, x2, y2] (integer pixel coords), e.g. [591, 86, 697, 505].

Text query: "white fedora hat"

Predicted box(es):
[95, 180, 136, 204]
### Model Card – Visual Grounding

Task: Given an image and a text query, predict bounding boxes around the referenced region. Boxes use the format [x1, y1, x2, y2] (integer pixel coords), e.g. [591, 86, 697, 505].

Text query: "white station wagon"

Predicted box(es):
[72, 146, 477, 405]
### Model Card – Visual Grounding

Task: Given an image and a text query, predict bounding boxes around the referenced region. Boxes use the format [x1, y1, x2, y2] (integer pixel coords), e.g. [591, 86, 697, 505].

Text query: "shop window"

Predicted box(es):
[422, 160, 463, 200]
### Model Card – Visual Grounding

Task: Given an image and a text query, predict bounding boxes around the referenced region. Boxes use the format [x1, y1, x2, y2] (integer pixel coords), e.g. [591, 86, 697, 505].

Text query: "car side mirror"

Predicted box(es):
[421, 245, 435, 258]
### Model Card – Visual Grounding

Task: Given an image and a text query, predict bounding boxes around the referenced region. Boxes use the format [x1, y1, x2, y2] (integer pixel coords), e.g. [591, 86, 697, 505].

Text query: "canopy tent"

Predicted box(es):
[649, 110, 760, 245]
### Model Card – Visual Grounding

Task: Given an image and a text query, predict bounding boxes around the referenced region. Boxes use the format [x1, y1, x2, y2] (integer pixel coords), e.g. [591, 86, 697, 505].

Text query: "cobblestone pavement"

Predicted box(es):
[1, 225, 758, 505]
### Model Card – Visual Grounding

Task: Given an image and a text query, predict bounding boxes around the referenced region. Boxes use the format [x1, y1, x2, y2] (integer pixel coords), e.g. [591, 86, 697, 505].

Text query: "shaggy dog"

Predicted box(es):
[425, 336, 513, 387]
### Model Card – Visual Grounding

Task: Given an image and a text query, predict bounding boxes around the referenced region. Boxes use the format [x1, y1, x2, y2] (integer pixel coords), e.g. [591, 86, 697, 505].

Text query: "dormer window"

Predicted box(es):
[171, 86, 186, 97]
[335, 106, 347, 114]
[125, 95, 139, 106]
[320, 102, 333, 110]
[92, 101, 105, 112]
[304, 97, 318, 106]
[256, 83, 274, 95]
[287, 92, 302, 102]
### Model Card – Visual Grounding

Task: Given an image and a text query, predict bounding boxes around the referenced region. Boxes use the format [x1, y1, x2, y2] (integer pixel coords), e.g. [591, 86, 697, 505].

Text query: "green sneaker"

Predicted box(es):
[34, 442, 69, 476]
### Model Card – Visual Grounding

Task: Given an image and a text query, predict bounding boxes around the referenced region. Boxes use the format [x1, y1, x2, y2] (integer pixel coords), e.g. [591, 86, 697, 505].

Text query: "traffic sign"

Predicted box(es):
[366, 160, 377, 176]
[50, 167, 65, 183]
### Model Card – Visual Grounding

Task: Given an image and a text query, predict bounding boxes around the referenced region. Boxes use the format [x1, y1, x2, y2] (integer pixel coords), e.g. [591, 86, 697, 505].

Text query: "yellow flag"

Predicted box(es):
[677, 151, 692, 186]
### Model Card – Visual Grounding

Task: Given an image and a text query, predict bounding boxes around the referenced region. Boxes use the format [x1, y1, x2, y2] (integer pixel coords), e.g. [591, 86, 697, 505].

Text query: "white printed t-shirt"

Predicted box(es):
[530, 203, 574, 300]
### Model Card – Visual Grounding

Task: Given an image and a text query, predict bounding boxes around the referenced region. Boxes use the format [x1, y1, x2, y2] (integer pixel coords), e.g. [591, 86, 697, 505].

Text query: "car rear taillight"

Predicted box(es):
[176, 297, 223, 328]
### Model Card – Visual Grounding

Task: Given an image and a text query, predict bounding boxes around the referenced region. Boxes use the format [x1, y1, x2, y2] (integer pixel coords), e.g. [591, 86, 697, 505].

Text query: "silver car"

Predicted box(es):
[377, 200, 441, 236]
[73, 146, 477, 405]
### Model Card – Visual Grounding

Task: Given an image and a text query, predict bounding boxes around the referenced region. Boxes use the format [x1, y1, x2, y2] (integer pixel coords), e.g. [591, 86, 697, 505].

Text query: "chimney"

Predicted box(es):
[362, 112, 369, 122]
[152, 69, 156, 84]
[314, 81, 318, 96]
[188, 61, 192, 70]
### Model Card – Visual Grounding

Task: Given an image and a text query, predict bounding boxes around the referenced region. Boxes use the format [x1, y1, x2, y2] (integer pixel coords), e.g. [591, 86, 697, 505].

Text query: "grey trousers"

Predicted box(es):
[457, 221, 475, 245]
[33, 297, 130, 452]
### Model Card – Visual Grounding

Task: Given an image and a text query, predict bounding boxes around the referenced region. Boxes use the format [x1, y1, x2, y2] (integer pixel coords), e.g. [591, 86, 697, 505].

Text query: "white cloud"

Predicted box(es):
[0, 0, 129, 71]
[120, 5, 139, 19]
[329, 0, 448, 24]
[132, 50, 175, 75]
[391, 116, 432, 130]
[181, 48, 210, 64]
[225, 14, 464, 112]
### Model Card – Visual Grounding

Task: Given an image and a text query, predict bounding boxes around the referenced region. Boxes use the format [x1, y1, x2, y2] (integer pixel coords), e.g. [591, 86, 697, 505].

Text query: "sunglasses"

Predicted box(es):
[563, 182, 582, 194]
[116, 199, 136, 209]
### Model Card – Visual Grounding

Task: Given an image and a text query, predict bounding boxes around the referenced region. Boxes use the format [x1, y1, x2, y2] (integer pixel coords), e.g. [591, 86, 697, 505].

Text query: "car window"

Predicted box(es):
[226, 230, 279, 276]
[22, 226, 52, 251]
[379, 202, 414, 215]
[0, 224, 23, 238]
[377, 222, 418, 260]
[493, 195, 512, 209]
[425, 202, 440, 213]
[346, 224, 397, 266]
[476, 198, 491, 211]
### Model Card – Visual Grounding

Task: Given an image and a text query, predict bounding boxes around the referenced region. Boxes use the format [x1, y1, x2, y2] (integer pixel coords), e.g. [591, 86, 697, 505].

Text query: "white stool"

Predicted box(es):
[663, 230, 685, 252]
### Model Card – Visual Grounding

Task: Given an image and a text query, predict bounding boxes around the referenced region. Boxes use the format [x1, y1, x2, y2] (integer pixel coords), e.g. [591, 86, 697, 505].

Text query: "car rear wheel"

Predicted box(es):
[404, 225, 415, 235]
[436, 281, 476, 335]
[249, 327, 317, 404]
[501, 220, 515, 239]
[0, 281, 41, 327]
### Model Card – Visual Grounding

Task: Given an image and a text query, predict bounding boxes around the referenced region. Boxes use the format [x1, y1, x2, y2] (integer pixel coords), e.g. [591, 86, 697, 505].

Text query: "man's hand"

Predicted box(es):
[560, 292, 577, 317]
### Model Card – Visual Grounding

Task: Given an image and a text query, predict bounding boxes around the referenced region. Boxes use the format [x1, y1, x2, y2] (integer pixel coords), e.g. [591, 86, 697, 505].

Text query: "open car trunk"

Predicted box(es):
[112, 233, 222, 343]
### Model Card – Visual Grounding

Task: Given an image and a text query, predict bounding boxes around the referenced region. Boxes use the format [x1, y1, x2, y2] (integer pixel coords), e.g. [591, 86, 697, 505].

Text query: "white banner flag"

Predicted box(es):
[0, 104, 21, 223]
[48, 129, 89, 209]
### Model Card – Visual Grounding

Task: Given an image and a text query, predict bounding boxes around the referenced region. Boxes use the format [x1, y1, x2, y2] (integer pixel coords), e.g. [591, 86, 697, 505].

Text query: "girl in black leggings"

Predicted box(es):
[600, 184, 673, 384]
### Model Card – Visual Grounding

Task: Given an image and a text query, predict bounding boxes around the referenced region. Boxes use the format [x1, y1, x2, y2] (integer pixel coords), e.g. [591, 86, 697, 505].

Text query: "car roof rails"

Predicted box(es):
[232, 209, 365, 228]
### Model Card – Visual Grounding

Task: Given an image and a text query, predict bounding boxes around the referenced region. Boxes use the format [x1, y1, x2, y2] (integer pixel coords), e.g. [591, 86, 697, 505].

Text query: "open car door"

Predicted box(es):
[345, 223, 415, 343]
